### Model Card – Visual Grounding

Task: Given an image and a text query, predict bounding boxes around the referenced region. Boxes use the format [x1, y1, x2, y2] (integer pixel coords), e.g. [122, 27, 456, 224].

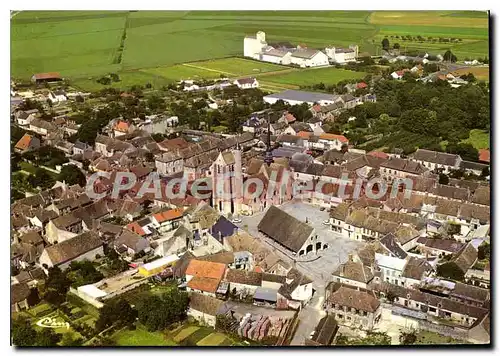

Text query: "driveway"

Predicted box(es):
[290, 289, 326, 345]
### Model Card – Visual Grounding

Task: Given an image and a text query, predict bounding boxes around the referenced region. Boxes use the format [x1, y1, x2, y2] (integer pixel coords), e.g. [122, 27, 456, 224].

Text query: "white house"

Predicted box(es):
[187, 293, 224, 327]
[48, 90, 67, 104]
[375, 253, 407, 287]
[234, 77, 259, 89]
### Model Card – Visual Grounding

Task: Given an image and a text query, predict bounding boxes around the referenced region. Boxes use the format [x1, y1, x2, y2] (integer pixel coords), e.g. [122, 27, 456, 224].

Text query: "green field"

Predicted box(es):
[263, 67, 366, 87]
[461, 129, 490, 149]
[113, 325, 177, 346]
[11, 10, 489, 87]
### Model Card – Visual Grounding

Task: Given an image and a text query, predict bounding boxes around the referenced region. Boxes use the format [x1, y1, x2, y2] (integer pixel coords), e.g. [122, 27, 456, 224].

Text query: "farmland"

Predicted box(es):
[261, 67, 366, 88]
[11, 10, 489, 88]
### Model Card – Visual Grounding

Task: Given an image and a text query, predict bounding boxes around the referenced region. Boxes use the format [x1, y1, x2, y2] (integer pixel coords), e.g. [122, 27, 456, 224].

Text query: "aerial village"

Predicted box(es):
[10, 30, 490, 347]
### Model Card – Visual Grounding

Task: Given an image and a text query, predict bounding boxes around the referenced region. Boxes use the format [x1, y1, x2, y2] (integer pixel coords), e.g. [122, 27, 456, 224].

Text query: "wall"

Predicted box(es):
[56, 246, 104, 270]
[188, 308, 217, 327]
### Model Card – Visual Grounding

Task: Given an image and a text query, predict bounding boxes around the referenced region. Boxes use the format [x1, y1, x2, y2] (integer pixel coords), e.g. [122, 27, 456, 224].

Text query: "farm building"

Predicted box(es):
[31, 72, 62, 84]
[244, 31, 329, 68]
[325, 45, 359, 64]
[263, 90, 343, 106]
[138, 254, 180, 277]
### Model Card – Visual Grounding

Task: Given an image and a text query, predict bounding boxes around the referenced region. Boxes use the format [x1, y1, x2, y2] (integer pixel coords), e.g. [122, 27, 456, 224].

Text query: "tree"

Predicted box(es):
[137, 289, 189, 331]
[478, 242, 490, 260]
[481, 166, 490, 177]
[436, 262, 465, 281]
[60, 333, 84, 346]
[385, 290, 396, 303]
[57, 165, 86, 186]
[399, 329, 417, 345]
[11, 318, 37, 346]
[393, 43, 401, 50]
[67, 260, 104, 287]
[35, 329, 62, 346]
[438, 173, 449, 185]
[96, 298, 137, 332]
[28, 168, 55, 190]
[443, 50, 457, 63]
[44, 266, 71, 305]
[382, 38, 390, 51]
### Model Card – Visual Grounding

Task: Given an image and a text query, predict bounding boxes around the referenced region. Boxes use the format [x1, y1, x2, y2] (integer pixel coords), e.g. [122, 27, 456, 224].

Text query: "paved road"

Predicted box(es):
[290, 290, 326, 345]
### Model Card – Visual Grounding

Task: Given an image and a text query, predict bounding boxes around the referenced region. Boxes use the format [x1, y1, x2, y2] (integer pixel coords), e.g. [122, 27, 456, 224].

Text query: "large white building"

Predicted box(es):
[244, 31, 329, 68]
[325, 45, 359, 64]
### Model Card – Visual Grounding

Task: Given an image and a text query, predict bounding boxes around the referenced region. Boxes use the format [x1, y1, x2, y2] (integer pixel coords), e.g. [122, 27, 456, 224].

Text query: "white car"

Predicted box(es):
[309, 331, 315, 339]
[232, 218, 242, 224]
[322, 219, 330, 225]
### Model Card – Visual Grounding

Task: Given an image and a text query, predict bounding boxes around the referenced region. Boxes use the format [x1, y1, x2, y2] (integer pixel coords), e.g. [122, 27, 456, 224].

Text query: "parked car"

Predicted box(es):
[322, 219, 330, 225]
[232, 217, 242, 224]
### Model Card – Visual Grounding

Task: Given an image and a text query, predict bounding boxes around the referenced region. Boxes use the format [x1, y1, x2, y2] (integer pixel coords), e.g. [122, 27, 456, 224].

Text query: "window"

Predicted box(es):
[347, 316, 352, 321]
[337, 314, 343, 319]
[429, 307, 436, 313]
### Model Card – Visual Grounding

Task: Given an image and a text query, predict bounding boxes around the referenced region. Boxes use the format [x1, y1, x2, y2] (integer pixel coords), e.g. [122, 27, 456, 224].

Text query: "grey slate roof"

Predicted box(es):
[412, 149, 460, 166]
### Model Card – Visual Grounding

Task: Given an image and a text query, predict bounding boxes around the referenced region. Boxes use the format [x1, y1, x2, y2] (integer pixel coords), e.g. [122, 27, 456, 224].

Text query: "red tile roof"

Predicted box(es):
[15, 133, 34, 150]
[187, 276, 220, 293]
[311, 104, 322, 113]
[33, 72, 61, 80]
[356, 82, 368, 89]
[478, 149, 490, 163]
[126, 222, 146, 236]
[152, 208, 184, 223]
[114, 121, 130, 133]
[319, 133, 349, 143]
[186, 260, 226, 280]
[297, 131, 312, 139]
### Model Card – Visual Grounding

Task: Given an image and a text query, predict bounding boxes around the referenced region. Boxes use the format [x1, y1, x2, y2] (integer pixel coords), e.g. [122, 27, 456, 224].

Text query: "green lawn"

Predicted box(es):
[415, 330, 469, 344]
[197, 332, 229, 346]
[187, 57, 289, 76]
[141, 64, 221, 81]
[71, 70, 173, 92]
[461, 129, 490, 149]
[263, 67, 366, 87]
[113, 325, 177, 346]
[172, 325, 199, 342]
[19, 161, 37, 174]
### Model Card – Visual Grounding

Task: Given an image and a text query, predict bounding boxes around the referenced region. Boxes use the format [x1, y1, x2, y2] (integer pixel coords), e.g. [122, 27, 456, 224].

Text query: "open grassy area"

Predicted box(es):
[461, 129, 490, 150]
[450, 66, 490, 81]
[11, 10, 488, 85]
[113, 325, 177, 346]
[263, 67, 366, 87]
[415, 330, 469, 344]
[196, 332, 229, 346]
[187, 57, 289, 76]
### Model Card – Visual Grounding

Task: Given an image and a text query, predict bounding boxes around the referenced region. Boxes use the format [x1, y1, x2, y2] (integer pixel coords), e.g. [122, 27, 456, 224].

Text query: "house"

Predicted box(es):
[278, 268, 314, 307]
[258, 206, 327, 257]
[11, 283, 31, 313]
[48, 90, 67, 104]
[113, 120, 134, 137]
[113, 229, 150, 257]
[31, 72, 62, 84]
[450, 282, 489, 308]
[234, 78, 259, 89]
[188, 292, 225, 327]
[151, 208, 184, 233]
[341, 94, 362, 109]
[14, 133, 40, 153]
[460, 161, 489, 176]
[225, 269, 262, 296]
[29, 118, 56, 136]
[39, 231, 104, 270]
[185, 260, 227, 297]
[332, 257, 374, 289]
[410, 149, 462, 173]
[379, 157, 426, 181]
[417, 237, 465, 257]
[375, 253, 407, 287]
[324, 45, 359, 63]
[15, 109, 38, 126]
[401, 256, 434, 288]
[318, 133, 349, 151]
[451, 242, 479, 276]
[325, 283, 381, 330]
[305, 315, 339, 346]
[375, 282, 489, 330]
